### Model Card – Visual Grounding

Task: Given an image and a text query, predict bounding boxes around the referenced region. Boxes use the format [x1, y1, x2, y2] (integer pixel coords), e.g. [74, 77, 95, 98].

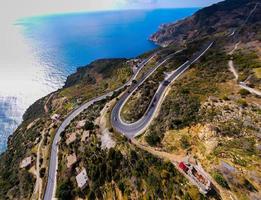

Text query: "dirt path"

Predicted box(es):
[228, 42, 261, 97]
[228, 42, 240, 81]
[96, 100, 116, 149]
[131, 139, 237, 200]
[131, 139, 183, 163]
[228, 60, 239, 81]
[31, 132, 44, 200]
[228, 42, 240, 56]
[239, 82, 261, 96]
[44, 94, 54, 114]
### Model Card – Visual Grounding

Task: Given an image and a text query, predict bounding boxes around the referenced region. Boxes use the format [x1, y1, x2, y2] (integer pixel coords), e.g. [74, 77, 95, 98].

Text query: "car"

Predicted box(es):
[163, 80, 170, 86]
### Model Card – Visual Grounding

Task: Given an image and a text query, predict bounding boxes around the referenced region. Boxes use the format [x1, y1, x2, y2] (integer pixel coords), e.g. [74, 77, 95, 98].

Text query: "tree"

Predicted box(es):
[145, 132, 161, 146]
[180, 135, 190, 149]
[84, 121, 95, 130]
[213, 172, 229, 189]
[57, 179, 73, 200]
[39, 168, 46, 178]
[239, 89, 250, 97]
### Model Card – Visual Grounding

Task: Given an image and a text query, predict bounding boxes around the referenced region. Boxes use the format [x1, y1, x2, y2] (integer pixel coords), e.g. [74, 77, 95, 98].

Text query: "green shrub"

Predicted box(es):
[239, 89, 250, 96]
[180, 135, 191, 149]
[118, 181, 125, 193]
[40, 168, 46, 178]
[243, 179, 257, 192]
[84, 121, 95, 130]
[212, 171, 229, 189]
[57, 179, 73, 200]
[237, 99, 248, 107]
[145, 132, 161, 146]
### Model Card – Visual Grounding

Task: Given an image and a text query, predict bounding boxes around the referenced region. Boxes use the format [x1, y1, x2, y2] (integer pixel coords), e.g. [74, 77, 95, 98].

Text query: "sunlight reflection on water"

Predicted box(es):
[0, 23, 64, 152]
[0, 9, 198, 153]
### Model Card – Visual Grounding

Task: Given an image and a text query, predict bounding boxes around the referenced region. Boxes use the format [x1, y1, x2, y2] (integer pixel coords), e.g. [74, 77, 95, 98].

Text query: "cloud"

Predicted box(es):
[120, 0, 222, 9]
[1, 0, 121, 21]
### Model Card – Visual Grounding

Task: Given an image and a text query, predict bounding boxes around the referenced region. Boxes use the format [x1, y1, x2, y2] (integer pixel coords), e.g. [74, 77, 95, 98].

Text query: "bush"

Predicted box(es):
[180, 135, 190, 149]
[57, 179, 73, 200]
[39, 168, 46, 178]
[243, 179, 257, 192]
[118, 181, 125, 193]
[212, 171, 229, 189]
[145, 132, 161, 146]
[222, 95, 229, 101]
[218, 119, 243, 136]
[239, 89, 250, 96]
[237, 99, 248, 107]
[84, 121, 95, 130]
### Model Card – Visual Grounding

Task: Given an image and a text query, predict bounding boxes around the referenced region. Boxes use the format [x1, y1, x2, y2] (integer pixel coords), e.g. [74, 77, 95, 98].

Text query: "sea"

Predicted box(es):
[0, 8, 198, 153]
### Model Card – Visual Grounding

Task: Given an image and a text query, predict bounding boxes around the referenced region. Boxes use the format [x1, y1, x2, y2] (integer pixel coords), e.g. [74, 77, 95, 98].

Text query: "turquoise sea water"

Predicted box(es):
[0, 8, 198, 153]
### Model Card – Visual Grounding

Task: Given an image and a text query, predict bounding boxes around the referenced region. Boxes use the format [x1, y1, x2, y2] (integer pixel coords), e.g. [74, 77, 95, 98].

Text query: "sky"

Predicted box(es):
[0, 0, 222, 21]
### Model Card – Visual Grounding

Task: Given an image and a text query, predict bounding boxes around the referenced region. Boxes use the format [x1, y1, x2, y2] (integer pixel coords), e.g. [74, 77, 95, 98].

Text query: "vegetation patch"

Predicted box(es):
[233, 50, 261, 84]
[212, 171, 230, 189]
[57, 101, 197, 199]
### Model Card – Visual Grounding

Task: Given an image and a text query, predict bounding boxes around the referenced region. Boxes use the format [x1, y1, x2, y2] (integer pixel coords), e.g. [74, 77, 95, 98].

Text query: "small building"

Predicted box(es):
[179, 161, 211, 194]
[76, 168, 88, 189]
[66, 132, 77, 145]
[77, 120, 86, 129]
[81, 131, 90, 142]
[66, 153, 77, 168]
[20, 156, 32, 169]
[51, 114, 60, 122]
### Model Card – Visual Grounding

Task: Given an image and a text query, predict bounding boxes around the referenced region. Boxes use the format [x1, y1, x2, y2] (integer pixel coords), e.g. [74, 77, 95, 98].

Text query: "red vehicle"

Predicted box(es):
[179, 162, 189, 173]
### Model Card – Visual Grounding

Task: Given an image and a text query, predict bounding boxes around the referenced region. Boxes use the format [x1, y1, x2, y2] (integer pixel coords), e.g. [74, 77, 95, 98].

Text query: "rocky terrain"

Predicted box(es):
[150, 0, 261, 47]
[0, 0, 260, 199]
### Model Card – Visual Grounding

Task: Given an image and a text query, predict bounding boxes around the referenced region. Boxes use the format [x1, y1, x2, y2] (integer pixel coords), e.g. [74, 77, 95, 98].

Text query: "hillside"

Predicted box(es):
[0, 0, 260, 199]
[0, 59, 132, 199]
[150, 0, 261, 47]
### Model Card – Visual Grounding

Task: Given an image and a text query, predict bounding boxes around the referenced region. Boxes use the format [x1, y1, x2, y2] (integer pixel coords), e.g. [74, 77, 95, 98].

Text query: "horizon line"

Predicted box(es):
[17, 7, 201, 21]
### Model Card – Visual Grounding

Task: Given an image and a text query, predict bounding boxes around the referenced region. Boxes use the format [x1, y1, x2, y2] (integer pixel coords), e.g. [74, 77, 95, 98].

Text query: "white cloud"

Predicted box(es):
[120, 0, 222, 9]
[1, 0, 122, 22]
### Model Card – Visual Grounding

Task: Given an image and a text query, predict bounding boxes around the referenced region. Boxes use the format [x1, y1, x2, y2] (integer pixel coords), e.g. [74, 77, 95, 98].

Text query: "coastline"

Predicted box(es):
[0, 8, 200, 154]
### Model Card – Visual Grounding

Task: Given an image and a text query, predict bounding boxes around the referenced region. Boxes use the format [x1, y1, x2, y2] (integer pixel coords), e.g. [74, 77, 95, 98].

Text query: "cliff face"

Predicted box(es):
[150, 0, 261, 47]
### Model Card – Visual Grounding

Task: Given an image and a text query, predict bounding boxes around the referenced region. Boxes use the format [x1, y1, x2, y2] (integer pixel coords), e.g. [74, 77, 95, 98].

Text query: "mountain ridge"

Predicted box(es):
[0, 0, 260, 199]
[150, 0, 260, 47]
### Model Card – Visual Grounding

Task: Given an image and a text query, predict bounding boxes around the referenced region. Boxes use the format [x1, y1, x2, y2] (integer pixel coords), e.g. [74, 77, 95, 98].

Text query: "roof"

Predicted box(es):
[81, 131, 90, 142]
[66, 132, 77, 145]
[179, 162, 188, 171]
[77, 120, 86, 129]
[51, 114, 60, 121]
[20, 156, 32, 168]
[66, 153, 77, 168]
[76, 168, 88, 189]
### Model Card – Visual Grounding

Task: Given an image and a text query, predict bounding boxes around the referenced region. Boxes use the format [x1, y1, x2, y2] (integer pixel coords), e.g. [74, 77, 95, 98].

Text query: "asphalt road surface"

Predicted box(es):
[43, 53, 156, 200]
[111, 42, 213, 138]
[44, 42, 213, 199]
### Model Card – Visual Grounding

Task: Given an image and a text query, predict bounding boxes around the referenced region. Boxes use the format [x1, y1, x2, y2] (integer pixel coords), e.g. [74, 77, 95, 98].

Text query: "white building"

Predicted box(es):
[76, 120, 86, 129]
[76, 168, 88, 189]
[20, 156, 32, 168]
[51, 114, 60, 122]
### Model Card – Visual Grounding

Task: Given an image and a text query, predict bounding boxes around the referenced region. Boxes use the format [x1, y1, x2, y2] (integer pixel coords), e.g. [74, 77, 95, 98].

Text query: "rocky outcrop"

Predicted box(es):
[64, 58, 127, 88]
[150, 0, 260, 47]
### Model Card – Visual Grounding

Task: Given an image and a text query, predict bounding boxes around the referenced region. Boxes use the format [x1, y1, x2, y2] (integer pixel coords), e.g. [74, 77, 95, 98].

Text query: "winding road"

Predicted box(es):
[43, 42, 213, 199]
[111, 42, 213, 138]
[43, 53, 156, 200]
